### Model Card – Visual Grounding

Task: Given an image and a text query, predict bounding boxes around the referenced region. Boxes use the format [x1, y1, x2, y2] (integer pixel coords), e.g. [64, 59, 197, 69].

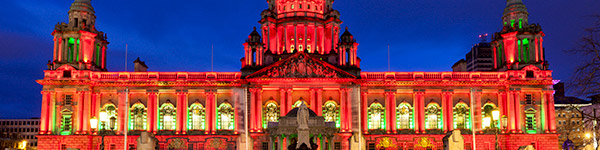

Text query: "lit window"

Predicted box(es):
[425, 103, 441, 129]
[453, 103, 470, 129]
[217, 102, 234, 130]
[368, 102, 385, 129]
[159, 102, 176, 130]
[263, 101, 279, 128]
[100, 103, 118, 130]
[323, 101, 340, 128]
[60, 110, 72, 135]
[292, 100, 309, 109]
[525, 108, 537, 134]
[482, 103, 497, 129]
[188, 102, 205, 130]
[129, 102, 147, 130]
[396, 103, 413, 129]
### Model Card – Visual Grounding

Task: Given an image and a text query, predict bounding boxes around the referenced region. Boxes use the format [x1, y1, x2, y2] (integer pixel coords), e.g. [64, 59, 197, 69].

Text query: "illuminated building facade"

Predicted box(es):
[37, 0, 559, 149]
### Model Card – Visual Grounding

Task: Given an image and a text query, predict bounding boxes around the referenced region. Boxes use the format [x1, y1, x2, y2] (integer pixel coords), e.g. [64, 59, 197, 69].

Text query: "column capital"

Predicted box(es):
[176, 89, 189, 95]
[413, 89, 425, 95]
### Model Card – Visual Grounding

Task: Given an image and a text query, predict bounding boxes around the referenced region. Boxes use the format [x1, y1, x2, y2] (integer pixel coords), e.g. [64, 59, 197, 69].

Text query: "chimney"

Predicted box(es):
[133, 57, 148, 72]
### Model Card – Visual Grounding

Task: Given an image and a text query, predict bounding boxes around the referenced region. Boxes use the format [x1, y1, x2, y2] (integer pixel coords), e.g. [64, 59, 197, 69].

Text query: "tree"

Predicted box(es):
[569, 15, 600, 97]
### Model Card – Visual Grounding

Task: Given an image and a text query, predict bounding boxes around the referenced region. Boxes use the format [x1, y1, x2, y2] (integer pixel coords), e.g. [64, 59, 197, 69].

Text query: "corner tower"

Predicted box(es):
[49, 0, 109, 71]
[491, 0, 546, 71]
[242, 0, 360, 77]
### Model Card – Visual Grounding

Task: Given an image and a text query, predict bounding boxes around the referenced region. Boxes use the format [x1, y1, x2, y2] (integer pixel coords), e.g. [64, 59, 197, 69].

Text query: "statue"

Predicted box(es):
[297, 102, 309, 129]
[297, 102, 311, 149]
[137, 132, 157, 150]
[442, 130, 464, 150]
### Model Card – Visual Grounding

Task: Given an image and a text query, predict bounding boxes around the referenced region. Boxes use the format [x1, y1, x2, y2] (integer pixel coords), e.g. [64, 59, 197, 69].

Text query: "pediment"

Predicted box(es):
[246, 52, 355, 79]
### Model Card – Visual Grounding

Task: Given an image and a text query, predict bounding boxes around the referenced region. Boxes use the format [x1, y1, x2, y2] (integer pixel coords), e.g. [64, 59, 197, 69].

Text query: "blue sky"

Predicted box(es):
[0, 0, 598, 118]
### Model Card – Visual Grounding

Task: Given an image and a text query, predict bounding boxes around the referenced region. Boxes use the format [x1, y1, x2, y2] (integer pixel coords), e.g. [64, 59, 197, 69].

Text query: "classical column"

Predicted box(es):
[280, 88, 287, 116]
[384, 91, 392, 133]
[269, 136, 274, 150]
[444, 91, 454, 132]
[233, 92, 239, 134]
[414, 90, 425, 133]
[497, 91, 507, 133]
[513, 90, 522, 133]
[473, 90, 482, 132]
[310, 89, 317, 112]
[116, 91, 126, 134]
[328, 136, 334, 150]
[147, 91, 158, 133]
[546, 91, 557, 133]
[320, 136, 325, 150]
[340, 89, 347, 131]
[91, 92, 100, 134]
[345, 88, 353, 132]
[82, 91, 91, 134]
[507, 90, 516, 132]
[40, 91, 51, 134]
[176, 90, 188, 134]
[390, 91, 397, 133]
[206, 90, 217, 134]
[316, 88, 323, 116]
[75, 91, 84, 134]
[441, 92, 448, 132]
[361, 91, 368, 133]
[256, 88, 263, 132]
[249, 88, 257, 132]
[287, 89, 293, 112]
[278, 136, 283, 150]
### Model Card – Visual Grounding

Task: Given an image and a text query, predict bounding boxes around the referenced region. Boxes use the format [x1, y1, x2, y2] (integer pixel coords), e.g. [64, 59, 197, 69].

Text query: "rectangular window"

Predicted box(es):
[525, 94, 533, 104]
[65, 95, 73, 105]
[526, 114, 536, 133]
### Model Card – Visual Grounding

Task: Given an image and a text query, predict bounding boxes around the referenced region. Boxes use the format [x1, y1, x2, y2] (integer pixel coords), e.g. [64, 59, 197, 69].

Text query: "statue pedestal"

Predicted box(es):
[297, 128, 311, 149]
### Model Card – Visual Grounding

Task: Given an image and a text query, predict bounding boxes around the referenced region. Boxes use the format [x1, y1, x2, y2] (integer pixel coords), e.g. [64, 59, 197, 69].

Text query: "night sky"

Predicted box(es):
[0, 0, 598, 119]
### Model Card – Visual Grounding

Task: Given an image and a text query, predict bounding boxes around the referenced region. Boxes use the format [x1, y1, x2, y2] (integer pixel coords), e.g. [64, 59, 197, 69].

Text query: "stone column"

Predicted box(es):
[473, 90, 482, 132]
[414, 90, 425, 133]
[361, 91, 368, 133]
[320, 136, 325, 150]
[206, 90, 216, 134]
[269, 136, 274, 150]
[513, 90, 522, 133]
[280, 88, 287, 116]
[116, 91, 127, 134]
[250, 88, 257, 132]
[384, 91, 392, 133]
[40, 91, 51, 134]
[442, 91, 454, 132]
[234, 92, 239, 134]
[176, 90, 188, 134]
[82, 91, 91, 134]
[287, 89, 293, 113]
[75, 91, 84, 134]
[310, 89, 317, 112]
[498, 91, 507, 132]
[256, 88, 263, 132]
[91, 92, 100, 134]
[146, 90, 158, 133]
[339, 88, 347, 131]
[316, 88, 323, 116]
[546, 91, 557, 133]
[346, 88, 353, 132]
[507, 90, 516, 132]
[278, 136, 283, 150]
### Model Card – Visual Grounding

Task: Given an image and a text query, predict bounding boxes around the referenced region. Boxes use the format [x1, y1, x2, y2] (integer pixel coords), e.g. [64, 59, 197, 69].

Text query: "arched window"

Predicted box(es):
[188, 103, 205, 130]
[263, 101, 280, 129]
[100, 103, 118, 130]
[482, 103, 497, 129]
[425, 103, 441, 129]
[292, 100, 309, 109]
[60, 109, 72, 135]
[217, 103, 234, 130]
[322, 101, 340, 128]
[453, 103, 470, 129]
[368, 102, 385, 129]
[159, 102, 176, 130]
[129, 103, 147, 130]
[396, 103, 413, 129]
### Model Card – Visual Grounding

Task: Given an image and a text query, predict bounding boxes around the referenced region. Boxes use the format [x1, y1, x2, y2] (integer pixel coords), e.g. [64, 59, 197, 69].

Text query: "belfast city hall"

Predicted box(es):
[36, 0, 558, 149]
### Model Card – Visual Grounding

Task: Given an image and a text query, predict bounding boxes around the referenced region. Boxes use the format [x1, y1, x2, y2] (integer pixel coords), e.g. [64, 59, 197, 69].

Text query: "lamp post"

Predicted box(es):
[492, 109, 500, 150]
[91, 112, 114, 150]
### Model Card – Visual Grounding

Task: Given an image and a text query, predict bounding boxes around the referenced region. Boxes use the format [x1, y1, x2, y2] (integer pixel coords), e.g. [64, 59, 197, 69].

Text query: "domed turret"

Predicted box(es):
[69, 0, 95, 15]
[340, 27, 355, 44]
[502, 0, 528, 29]
[246, 27, 262, 44]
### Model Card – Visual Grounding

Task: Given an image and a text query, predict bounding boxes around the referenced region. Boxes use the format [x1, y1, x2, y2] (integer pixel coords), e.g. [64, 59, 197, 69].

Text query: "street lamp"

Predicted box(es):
[90, 113, 114, 150]
[18, 140, 27, 150]
[492, 109, 500, 150]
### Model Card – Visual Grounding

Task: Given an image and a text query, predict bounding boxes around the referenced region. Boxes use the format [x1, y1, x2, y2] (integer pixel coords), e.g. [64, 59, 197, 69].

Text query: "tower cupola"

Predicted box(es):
[337, 27, 359, 68]
[502, 0, 529, 30]
[242, 27, 266, 67]
[49, 0, 108, 71]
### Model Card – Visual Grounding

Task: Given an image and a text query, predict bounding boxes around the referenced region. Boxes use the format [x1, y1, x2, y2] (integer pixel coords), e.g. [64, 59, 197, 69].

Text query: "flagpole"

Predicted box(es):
[124, 44, 128, 149]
